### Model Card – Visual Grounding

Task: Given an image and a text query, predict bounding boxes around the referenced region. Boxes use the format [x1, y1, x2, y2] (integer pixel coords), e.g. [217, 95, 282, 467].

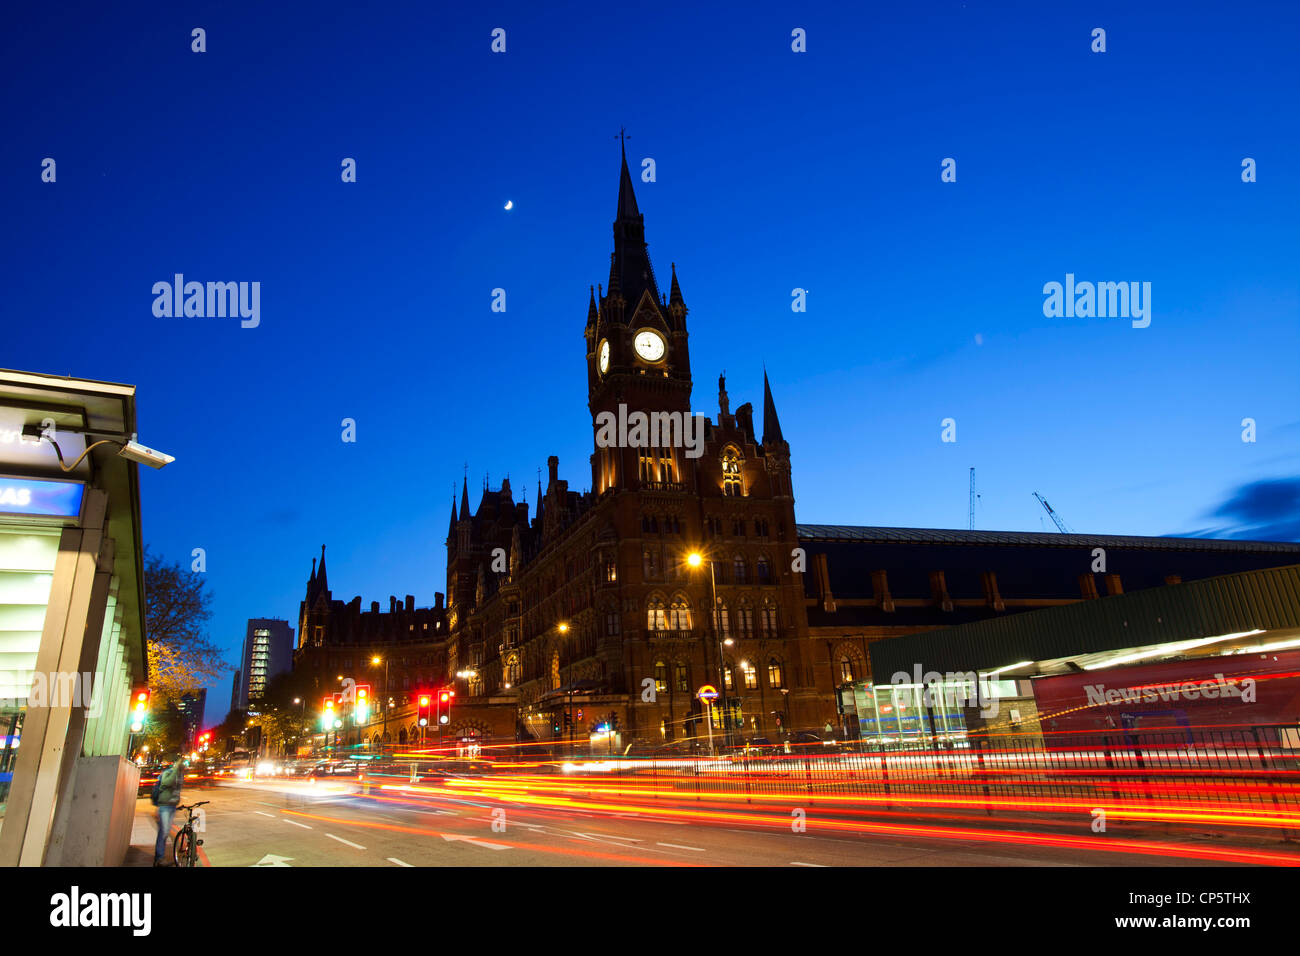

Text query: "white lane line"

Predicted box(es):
[441, 834, 510, 850]
[656, 841, 706, 852]
[387, 857, 414, 867]
[790, 861, 827, 867]
[254, 811, 276, 818]
[284, 819, 312, 829]
[326, 833, 367, 850]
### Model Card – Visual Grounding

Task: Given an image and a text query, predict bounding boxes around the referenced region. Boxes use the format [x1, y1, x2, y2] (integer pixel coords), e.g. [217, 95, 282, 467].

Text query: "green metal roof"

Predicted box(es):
[868, 562, 1300, 679]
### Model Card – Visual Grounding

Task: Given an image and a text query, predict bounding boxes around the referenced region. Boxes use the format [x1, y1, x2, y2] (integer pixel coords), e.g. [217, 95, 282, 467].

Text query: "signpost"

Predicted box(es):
[697, 685, 719, 755]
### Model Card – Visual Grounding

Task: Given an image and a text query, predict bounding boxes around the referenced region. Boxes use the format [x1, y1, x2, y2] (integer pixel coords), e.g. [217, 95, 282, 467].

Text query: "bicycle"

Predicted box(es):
[172, 801, 209, 867]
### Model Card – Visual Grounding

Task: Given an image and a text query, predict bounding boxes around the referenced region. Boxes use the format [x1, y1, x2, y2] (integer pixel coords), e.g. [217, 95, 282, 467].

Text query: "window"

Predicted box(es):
[658, 451, 676, 483]
[839, 656, 855, 683]
[760, 602, 778, 637]
[755, 518, 770, 538]
[647, 598, 668, 631]
[732, 518, 745, 537]
[603, 557, 617, 582]
[654, 661, 667, 693]
[724, 664, 734, 691]
[736, 604, 753, 639]
[605, 612, 620, 636]
[767, 658, 785, 689]
[640, 455, 655, 482]
[721, 449, 743, 496]
[714, 600, 731, 640]
[551, 651, 562, 690]
[675, 662, 689, 693]
[668, 597, 692, 631]
[643, 548, 660, 579]
[740, 660, 757, 689]
[757, 555, 772, 585]
[733, 555, 748, 584]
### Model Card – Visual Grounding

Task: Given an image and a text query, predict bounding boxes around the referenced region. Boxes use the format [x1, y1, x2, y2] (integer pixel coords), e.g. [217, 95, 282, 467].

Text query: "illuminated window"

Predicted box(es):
[551, 651, 561, 690]
[767, 658, 785, 689]
[721, 449, 743, 496]
[714, 599, 730, 640]
[740, 660, 757, 689]
[675, 662, 689, 693]
[668, 596, 692, 631]
[646, 598, 667, 631]
[724, 664, 734, 691]
[640, 455, 655, 482]
[654, 660, 668, 693]
[658, 451, 675, 483]
[839, 657, 854, 683]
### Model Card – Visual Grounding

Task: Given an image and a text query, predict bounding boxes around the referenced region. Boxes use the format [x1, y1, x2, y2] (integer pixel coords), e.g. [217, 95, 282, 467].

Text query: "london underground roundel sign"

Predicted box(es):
[696, 685, 719, 701]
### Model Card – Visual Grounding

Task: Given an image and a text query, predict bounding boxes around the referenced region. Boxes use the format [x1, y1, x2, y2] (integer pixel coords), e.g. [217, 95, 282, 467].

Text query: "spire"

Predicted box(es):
[586, 285, 597, 327]
[608, 133, 660, 309]
[317, 544, 328, 592]
[669, 262, 684, 307]
[310, 557, 316, 583]
[762, 370, 785, 445]
[448, 497, 457, 540]
[616, 131, 641, 221]
[459, 476, 470, 520]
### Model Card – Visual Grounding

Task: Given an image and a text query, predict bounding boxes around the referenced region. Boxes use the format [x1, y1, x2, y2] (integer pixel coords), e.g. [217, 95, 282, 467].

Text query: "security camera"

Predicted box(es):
[117, 440, 175, 469]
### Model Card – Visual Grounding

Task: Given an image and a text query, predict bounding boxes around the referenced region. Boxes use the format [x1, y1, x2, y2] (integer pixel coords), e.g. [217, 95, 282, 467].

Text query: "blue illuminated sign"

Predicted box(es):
[0, 476, 84, 518]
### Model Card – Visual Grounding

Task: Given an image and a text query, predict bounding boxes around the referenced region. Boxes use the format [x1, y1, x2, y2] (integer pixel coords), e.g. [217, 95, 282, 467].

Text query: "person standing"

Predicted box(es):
[152, 754, 185, 866]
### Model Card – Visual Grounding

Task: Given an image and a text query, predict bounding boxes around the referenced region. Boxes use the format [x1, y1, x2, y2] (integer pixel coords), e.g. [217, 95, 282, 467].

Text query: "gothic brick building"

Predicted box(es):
[291, 145, 1300, 752]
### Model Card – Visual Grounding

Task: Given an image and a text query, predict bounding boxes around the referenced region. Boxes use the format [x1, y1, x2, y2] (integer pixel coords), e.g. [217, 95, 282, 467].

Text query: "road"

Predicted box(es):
[129, 772, 1299, 867]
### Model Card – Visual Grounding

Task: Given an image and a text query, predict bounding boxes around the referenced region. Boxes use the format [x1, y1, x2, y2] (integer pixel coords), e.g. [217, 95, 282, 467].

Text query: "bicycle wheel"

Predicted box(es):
[173, 828, 193, 867]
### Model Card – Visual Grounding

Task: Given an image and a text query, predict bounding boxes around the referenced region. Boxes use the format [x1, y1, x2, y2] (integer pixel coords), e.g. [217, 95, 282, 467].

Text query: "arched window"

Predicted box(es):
[767, 657, 785, 689]
[504, 655, 521, 686]
[714, 599, 731, 640]
[721, 448, 743, 497]
[646, 597, 668, 631]
[654, 660, 668, 693]
[643, 547, 660, 579]
[839, 656, 854, 683]
[668, 595, 693, 631]
[723, 663, 735, 691]
[735, 601, 754, 639]
[757, 555, 772, 584]
[733, 555, 748, 584]
[760, 600, 778, 638]
[674, 662, 689, 693]
[739, 659, 758, 689]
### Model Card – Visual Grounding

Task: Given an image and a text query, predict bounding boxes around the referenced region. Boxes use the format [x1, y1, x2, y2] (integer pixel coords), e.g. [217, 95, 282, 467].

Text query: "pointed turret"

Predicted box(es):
[447, 497, 457, 541]
[762, 371, 785, 445]
[586, 285, 598, 328]
[316, 544, 328, 593]
[616, 136, 641, 221]
[459, 476, 470, 520]
[669, 262, 684, 307]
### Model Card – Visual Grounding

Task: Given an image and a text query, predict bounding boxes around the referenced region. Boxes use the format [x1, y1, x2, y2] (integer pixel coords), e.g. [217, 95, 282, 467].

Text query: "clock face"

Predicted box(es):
[633, 329, 666, 363]
[598, 340, 610, 375]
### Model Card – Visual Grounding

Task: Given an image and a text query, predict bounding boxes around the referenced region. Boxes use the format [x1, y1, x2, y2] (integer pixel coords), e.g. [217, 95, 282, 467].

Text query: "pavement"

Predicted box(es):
[121, 773, 1300, 867]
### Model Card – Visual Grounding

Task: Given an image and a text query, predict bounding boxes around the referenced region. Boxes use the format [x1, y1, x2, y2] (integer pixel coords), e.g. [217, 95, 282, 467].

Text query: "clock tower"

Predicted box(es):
[587, 137, 694, 495]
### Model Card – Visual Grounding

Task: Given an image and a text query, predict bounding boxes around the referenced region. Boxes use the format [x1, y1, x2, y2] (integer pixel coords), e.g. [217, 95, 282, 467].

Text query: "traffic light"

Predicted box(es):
[417, 693, 431, 727]
[355, 684, 369, 723]
[564, 711, 572, 729]
[321, 697, 335, 731]
[129, 687, 149, 732]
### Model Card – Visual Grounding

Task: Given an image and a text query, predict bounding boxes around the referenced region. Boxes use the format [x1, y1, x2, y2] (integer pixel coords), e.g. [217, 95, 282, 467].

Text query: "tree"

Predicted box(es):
[143, 548, 229, 735]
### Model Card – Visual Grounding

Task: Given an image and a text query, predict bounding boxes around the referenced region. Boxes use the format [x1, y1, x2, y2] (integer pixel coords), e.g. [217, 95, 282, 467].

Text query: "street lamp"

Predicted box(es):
[687, 551, 731, 752]
[557, 622, 573, 757]
[371, 656, 390, 743]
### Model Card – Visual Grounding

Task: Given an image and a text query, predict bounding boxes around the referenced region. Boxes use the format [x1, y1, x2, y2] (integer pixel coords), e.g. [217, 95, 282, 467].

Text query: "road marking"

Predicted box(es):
[254, 811, 276, 818]
[326, 833, 367, 850]
[284, 819, 312, 829]
[656, 842, 706, 852]
[441, 834, 510, 850]
[790, 861, 827, 867]
[387, 857, 414, 867]
[251, 853, 293, 866]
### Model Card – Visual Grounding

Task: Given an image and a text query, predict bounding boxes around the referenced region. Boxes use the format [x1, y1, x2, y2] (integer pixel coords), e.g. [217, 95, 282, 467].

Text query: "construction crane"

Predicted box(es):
[1032, 492, 1074, 534]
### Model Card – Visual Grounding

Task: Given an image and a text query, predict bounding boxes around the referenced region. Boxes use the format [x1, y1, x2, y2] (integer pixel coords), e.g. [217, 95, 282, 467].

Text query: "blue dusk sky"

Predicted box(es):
[2, 1, 1297, 725]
